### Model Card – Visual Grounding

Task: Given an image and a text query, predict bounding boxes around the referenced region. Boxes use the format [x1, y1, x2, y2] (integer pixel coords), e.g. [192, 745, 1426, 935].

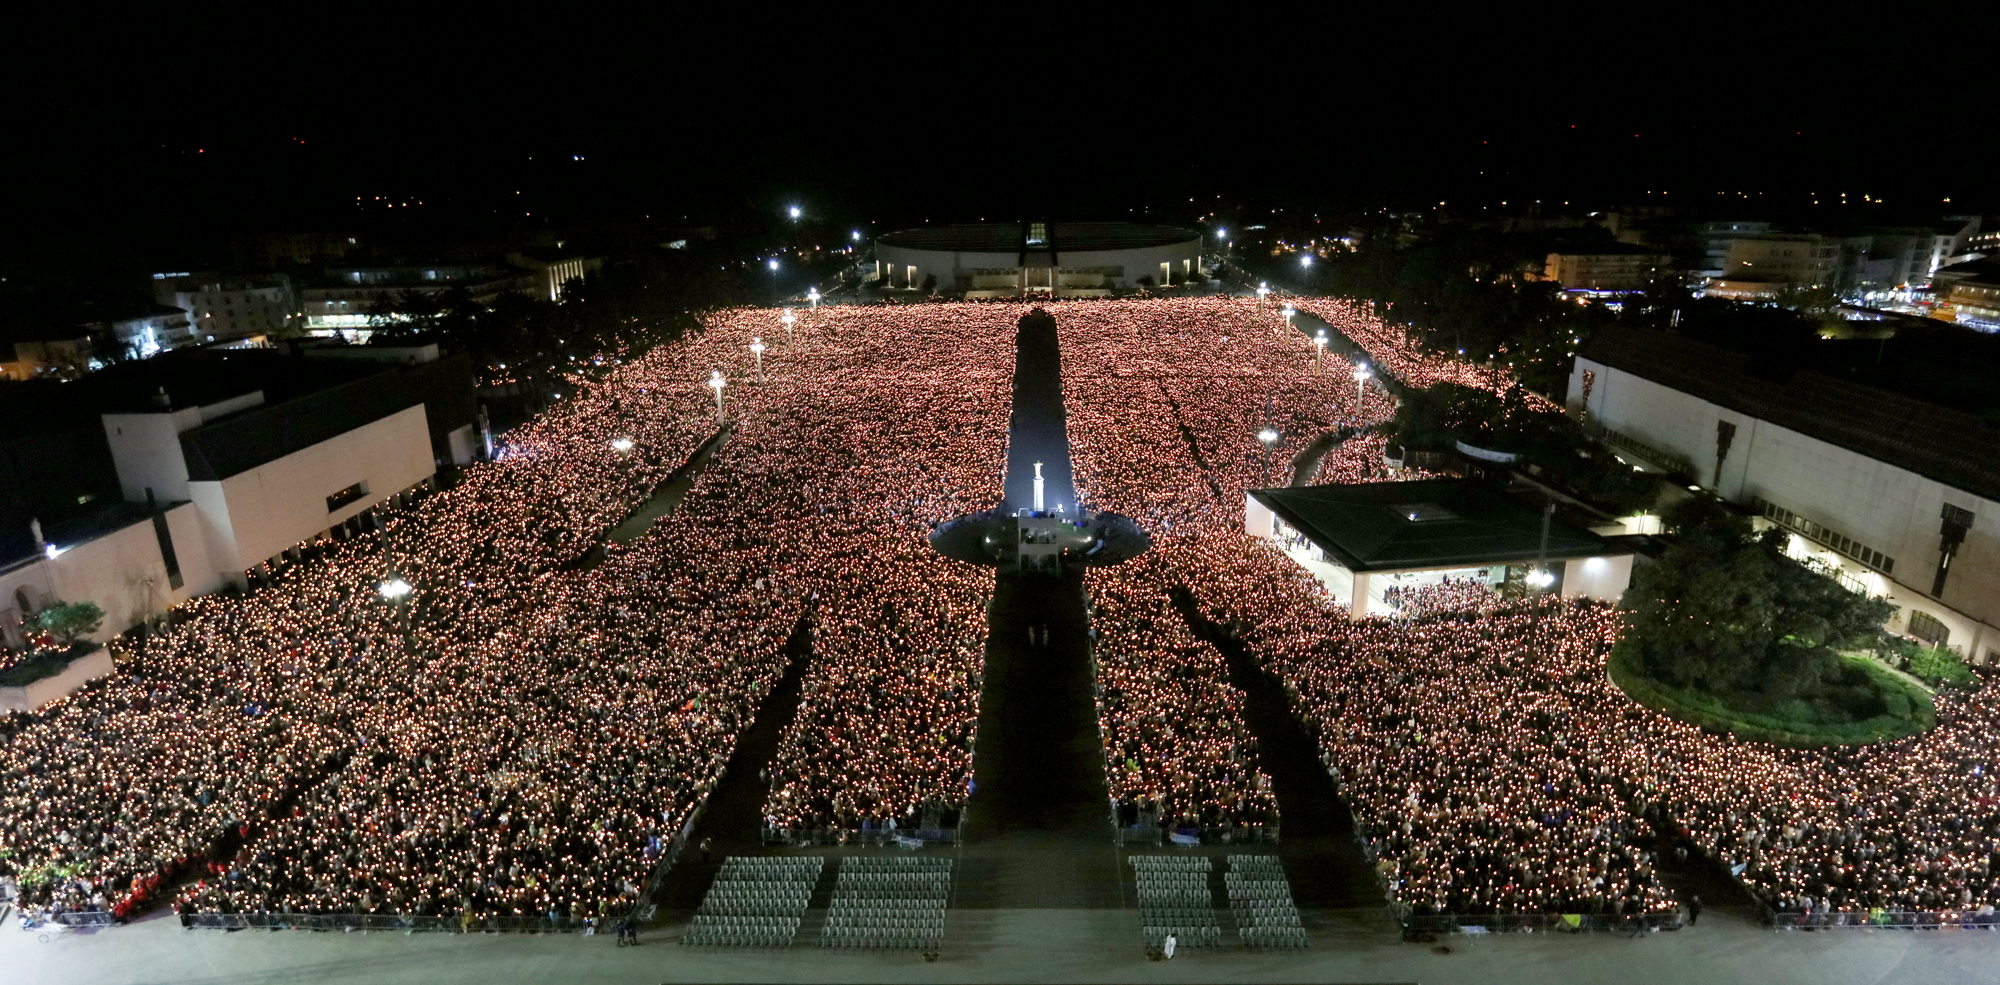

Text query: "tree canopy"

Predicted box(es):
[1381, 382, 1656, 513]
[35, 600, 103, 646]
[1620, 498, 1893, 700]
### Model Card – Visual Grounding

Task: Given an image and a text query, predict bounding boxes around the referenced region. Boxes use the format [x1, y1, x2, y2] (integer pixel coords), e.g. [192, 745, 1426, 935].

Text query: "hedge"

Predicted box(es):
[1607, 642, 1933, 747]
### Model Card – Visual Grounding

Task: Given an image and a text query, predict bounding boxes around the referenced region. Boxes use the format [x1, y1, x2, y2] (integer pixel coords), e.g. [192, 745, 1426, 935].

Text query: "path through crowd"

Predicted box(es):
[955, 308, 1125, 915]
[1168, 585, 1384, 911]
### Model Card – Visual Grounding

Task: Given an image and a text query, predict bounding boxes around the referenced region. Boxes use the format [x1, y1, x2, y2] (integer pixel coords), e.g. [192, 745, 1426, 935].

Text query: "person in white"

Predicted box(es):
[1163, 933, 1177, 959]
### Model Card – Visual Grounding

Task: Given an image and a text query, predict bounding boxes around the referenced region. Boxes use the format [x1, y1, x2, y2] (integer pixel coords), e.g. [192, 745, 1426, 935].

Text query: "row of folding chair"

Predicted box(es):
[843, 857, 951, 870]
[1142, 925, 1221, 946]
[1130, 855, 1212, 871]
[1240, 925, 1308, 948]
[820, 927, 943, 949]
[682, 914, 801, 947]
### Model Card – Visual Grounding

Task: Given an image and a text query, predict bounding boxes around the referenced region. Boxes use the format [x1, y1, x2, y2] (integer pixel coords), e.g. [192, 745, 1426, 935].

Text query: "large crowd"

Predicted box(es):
[5, 294, 1997, 931]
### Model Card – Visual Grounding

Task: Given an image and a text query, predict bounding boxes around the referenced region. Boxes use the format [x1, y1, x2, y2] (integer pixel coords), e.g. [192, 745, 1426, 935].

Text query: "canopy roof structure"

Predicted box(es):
[1249, 479, 1620, 573]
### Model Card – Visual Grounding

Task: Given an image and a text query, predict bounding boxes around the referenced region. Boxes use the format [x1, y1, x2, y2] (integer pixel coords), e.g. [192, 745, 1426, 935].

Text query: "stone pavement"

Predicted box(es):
[7, 902, 2000, 984]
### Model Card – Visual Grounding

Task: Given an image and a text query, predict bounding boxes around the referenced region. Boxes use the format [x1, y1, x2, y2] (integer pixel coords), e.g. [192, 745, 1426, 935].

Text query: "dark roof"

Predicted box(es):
[879, 222, 1199, 254]
[1579, 326, 2000, 502]
[178, 354, 476, 480]
[1251, 479, 1617, 572]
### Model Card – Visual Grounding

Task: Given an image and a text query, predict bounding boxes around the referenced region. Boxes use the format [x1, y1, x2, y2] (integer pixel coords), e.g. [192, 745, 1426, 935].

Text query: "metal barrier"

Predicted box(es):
[51, 910, 116, 927]
[762, 826, 963, 847]
[1398, 911, 1681, 935]
[1770, 909, 2000, 931]
[179, 911, 604, 933]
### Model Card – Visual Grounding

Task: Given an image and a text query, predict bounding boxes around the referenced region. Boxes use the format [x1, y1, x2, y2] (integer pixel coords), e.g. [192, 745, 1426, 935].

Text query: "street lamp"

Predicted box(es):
[1279, 306, 1295, 337]
[1300, 254, 1313, 269]
[1353, 362, 1372, 408]
[1314, 329, 1328, 371]
[806, 286, 820, 308]
[1256, 282, 1270, 307]
[749, 336, 765, 377]
[707, 369, 726, 422]
[609, 437, 634, 453]
[788, 205, 801, 220]
[768, 258, 780, 302]
[781, 307, 796, 344]
[1257, 427, 1280, 487]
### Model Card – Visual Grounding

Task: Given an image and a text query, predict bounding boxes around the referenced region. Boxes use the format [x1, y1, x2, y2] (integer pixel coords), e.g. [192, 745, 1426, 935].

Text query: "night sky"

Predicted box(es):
[7, 17, 1990, 286]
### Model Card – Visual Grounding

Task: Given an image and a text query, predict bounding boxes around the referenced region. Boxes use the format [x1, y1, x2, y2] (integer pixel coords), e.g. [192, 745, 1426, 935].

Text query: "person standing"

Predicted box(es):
[1688, 895, 1702, 926]
[1164, 933, 1177, 959]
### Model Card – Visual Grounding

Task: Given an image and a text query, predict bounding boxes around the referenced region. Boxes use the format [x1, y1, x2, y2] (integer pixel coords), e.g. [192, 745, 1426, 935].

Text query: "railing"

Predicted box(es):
[1397, 910, 1682, 935]
[179, 911, 603, 933]
[50, 910, 116, 927]
[1585, 422, 1697, 477]
[762, 826, 963, 847]
[1769, 908, 2000, 931]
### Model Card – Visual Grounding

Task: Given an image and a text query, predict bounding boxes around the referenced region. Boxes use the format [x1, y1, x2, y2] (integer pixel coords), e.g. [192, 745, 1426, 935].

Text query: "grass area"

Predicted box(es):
[1607, 642, 1935, 747]
[1906, 643, 1975, 688]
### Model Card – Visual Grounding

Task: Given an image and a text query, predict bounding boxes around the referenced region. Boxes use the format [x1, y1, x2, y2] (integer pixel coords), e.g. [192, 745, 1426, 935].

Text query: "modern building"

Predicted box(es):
[1933, 258, 2000, 330]
[1714, 234, 1842, 290]
[153, 274, 297, 346]
[874, 222, 1203, 296]
[0, 347, 479, 647]
[1569, 325, 2000, 662]
[506, 250, 605, 301]
[1698, 221, 1774, 279]
[1244, 479, 1635, 618]
[1543, 249, 1672, 292]
[235, 231, 360, 269]
[0, 336, 97, 381]
[300, 263, 538, 335]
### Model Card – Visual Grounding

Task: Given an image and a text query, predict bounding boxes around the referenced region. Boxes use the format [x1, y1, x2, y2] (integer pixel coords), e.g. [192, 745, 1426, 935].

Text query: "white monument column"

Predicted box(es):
[1349, 572, 1371, 619]
[1033, 462, 1045, 513]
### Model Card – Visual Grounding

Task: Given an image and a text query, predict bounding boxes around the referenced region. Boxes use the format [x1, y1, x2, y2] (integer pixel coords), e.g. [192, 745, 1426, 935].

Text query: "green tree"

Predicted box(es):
[1620, 498, 1893, 699]
[35, 600, 103, 646]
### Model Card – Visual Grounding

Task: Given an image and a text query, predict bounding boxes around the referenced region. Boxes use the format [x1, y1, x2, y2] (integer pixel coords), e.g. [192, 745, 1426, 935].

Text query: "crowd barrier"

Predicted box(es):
[52, 910, 116, 927]
[178, 911, 604, 933]
[1397, 910, 1681, 935]
[762, 826, 962, 847]
[1770, 909, 2000, 931]
[1117, 823, 1276, 846]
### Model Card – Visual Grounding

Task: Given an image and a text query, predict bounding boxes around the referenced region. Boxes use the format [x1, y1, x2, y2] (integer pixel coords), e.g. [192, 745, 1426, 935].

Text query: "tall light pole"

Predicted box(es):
[806, 286, 820, 308]
[1353, 362, 1372, 411]
[1256, 282, 1270, 308]
[1279, 306, 1295, 338]
[1314, 329, 1328, 371]
[749, 336, 765, 378]
[707, 369, 726, 422]
[781, 308, 796, 344]
[768, 258, 780, 303]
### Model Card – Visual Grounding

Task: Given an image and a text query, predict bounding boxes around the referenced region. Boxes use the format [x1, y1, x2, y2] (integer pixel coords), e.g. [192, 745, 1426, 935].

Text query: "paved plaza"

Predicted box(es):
[7, 902, 2000, 984]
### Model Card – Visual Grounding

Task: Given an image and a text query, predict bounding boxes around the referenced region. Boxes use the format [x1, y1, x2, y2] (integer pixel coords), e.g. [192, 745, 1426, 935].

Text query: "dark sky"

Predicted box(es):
[7, 15, 1991, 279]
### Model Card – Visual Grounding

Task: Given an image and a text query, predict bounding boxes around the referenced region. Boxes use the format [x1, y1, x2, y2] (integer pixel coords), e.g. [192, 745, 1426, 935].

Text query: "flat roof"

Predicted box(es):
[1579, 325, 2000, 503]
[879, 222, 1198, 254]
[1251, 479, 1618, 573]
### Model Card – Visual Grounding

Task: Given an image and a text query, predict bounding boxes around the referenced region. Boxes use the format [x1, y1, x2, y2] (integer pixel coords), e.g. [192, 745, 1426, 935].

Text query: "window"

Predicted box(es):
[1908, 609, 1950, 646]
[326, 481, 369, 513]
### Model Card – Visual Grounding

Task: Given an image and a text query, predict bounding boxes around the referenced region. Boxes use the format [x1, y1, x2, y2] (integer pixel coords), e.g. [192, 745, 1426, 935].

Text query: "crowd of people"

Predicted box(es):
[6, 293, 1997, 931]
[1381, 576, 1499, 620]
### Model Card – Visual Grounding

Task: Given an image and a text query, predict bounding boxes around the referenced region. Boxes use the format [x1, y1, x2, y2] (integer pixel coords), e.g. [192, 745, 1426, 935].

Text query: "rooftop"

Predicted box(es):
[879, 222, 1199, 254]
[1251, 479, 1617, 573]
[1579, 325, 2000, 502]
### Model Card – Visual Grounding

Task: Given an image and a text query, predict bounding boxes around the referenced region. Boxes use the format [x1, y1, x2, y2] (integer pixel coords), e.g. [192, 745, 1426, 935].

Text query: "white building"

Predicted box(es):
[103, 389, 438, 590]
[153, 274, 297, 346]
[1245, 479, 1635, 618]
[875, 222, 1203, 296]
[1571, 325, 2000, 662]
